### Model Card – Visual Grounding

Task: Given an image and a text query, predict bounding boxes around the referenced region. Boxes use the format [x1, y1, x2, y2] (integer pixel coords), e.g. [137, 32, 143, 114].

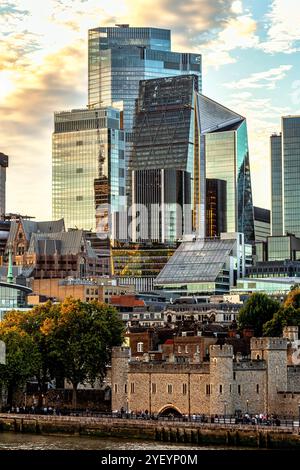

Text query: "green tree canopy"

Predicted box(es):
[0, 327, 41, 406]
[41, 298, 124, 407]
[238, 293, 280, 336]
[263, 305, 300, 337]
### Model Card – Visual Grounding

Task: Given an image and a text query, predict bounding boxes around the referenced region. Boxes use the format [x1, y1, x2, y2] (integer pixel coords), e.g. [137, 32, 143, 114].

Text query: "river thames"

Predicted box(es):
[0, 433, 243, 450]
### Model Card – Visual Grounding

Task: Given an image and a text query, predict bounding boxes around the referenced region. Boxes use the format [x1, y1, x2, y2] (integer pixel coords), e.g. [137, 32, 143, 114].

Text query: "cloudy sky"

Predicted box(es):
[1, 0, 300, 219]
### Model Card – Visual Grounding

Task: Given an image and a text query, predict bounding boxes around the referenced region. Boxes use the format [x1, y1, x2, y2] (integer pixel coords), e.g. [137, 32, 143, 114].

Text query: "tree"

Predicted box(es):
[0, 327, 41, 407]
[1, 303, 62, 406]
[263, 305, 300, 337]
[284, 288, 300, 309]
[42, 298, 124, 408]
[238, 293, 280, 336]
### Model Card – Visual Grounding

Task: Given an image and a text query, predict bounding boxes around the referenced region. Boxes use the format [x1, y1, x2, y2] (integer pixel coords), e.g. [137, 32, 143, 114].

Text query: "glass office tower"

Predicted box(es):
[52, 107, 125, 231]
[199, 94, 255, 243]
[271, 116, 300, 237]
[131, 75, 204, 241]
[88, 26, 202, 131]
[271, 133, 283, 236]
[282, 116, 300, 237]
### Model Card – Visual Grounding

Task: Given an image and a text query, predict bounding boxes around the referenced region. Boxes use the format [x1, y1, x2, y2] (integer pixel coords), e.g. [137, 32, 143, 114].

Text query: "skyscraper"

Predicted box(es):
[271, 133, 283, 236]
[206, 179, 227, 238]
[88, 26, 202, 130]
[52, 107, 125, 231]
[199, 94, 255, 243]
[131, 75, 203, 241]
[0, 153, 8, 217]
[271, 116, 300, 237]
[131, 77, 255, 243]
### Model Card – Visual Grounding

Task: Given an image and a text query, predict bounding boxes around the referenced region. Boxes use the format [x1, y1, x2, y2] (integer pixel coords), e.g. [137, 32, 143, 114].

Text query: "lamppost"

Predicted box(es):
[298, 402, 300, 430]
[246, 399, 249, 414]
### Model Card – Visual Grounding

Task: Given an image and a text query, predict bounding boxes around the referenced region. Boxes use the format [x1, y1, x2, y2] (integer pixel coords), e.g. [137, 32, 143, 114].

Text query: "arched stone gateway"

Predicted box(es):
[158, 405, 182, 417]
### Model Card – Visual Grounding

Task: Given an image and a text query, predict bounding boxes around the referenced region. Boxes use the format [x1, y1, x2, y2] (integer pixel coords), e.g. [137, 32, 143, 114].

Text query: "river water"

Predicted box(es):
[0, 433, 237, 450]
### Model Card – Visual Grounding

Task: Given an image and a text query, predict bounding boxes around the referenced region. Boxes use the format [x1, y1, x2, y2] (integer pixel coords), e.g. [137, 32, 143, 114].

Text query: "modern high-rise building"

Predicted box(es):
[88, 26, 202, 130]
[0, 153, 8, 217]
[271, 133, 283, 236]
[199, 94, 255, 243]
[271, 116, 300, 237]
[206, 179, 227, 238]
[130, 76, 255, 244]
[131, 75, 204, 241]
[254, 206, 270, 242]
[132, 168, 191, 243]
[52, 107, 125, 231]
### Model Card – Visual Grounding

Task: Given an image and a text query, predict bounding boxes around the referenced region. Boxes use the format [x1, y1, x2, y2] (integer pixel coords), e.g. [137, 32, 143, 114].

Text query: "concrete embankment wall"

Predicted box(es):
[0, 414, 300, 449]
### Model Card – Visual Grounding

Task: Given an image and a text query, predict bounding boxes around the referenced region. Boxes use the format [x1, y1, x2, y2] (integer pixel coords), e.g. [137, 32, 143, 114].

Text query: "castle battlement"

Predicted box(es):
[250, 338, 287, 351]
[210, 344, 233, 357]
[112, 346, 131, 359]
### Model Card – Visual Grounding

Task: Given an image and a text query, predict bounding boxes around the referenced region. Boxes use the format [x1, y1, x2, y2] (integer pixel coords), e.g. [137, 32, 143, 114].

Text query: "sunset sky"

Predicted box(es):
[1, 0, 300, 219]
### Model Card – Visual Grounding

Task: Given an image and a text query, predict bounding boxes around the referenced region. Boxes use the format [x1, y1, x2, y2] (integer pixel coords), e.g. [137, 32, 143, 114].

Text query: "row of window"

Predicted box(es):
[114, 383, 261, 395]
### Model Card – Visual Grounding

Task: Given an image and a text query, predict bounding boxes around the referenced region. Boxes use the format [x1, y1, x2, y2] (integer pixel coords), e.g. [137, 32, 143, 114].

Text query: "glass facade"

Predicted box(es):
[202, 96, 255, 243]
[52, 108, 125, 231]
[254, 206, 270, 242]
[206, 179, 227, 237]
[131, 75, 202, 239]
[133, 168, 191, 243]
[268, 236, 291, 261]
[0, 282, 31, 320]
[271, 133, 283, 236]
[283, 116, 300, 237]
[154, 237, 239, 295]
[88, 26, 202, 130]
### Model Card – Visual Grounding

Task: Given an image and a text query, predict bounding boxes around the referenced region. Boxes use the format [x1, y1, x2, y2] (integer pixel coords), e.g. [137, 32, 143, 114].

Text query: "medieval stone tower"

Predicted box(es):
[209, 344, 234, 416]
[251, 338, 287, 414]
[111, 346, 130, 412]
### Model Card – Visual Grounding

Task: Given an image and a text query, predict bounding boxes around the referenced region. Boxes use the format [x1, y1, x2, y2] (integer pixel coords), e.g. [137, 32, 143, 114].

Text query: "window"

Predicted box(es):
[206, 384, 210, 395]
[230, 384, 232, 394]
[130, 383, 135, 394]
[76, 168, 83, 173]
[238, 385, 241, 395]
[183, 384, 187, 395]
[233, 372, 236, 380]
[152, 383, 157, 394]
[178, 346, 181, 353]
[124, 384, 127, 394]
[219, 384, 223, 394]
[76, 196, 83, 201]
[185, 345, 189, 353]
[256, 384, 259, 394]
[137, 342, 143, 353]
[114, 384, 118, 393]
[167, 384, 173, 394]
[196, 345, 200, 354]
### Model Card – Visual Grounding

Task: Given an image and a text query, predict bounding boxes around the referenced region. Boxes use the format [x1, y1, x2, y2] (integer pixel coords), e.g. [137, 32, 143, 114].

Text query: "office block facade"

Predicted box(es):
[52, 107, 125, 231]
[254, 206, 270, 242]
[206, 179, 227, 238]
[282, 116, 300, 237]
[131, 75, 204, 240]
[132, 169, 191, 243]
[200, 95, 255, 243]
[271, 116, 300, 238]
[88, 26, 202, 130]
[270, 133, 283, 236]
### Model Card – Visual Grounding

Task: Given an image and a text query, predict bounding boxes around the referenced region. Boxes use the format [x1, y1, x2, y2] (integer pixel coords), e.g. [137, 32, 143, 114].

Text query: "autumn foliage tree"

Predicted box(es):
[40, 298, 124, 408]
[0, 298, 124, 408]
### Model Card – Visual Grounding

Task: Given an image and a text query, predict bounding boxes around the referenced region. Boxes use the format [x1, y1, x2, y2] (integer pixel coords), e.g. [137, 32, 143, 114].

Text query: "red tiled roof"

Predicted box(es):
[110, 295, 145, 307]
[164, 339, 174, 345]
